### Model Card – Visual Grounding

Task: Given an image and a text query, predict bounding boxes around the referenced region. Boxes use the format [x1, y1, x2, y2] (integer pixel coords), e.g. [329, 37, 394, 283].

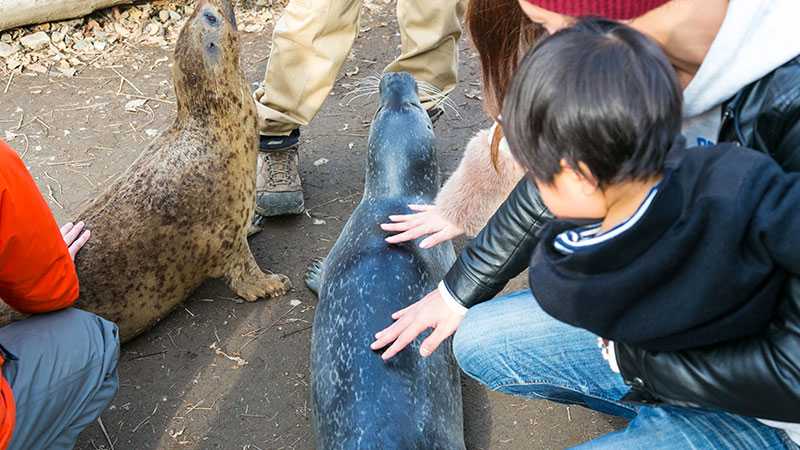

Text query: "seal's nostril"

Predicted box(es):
[204, 11, 219, 26]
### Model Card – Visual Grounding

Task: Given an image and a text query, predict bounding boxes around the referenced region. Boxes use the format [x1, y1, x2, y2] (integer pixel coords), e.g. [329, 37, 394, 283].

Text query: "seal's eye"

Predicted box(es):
[204, 12, 219, 26]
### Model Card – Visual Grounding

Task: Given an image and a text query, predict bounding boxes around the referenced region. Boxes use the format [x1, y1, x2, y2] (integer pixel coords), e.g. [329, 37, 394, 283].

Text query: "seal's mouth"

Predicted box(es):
[377, 72, 423, 111]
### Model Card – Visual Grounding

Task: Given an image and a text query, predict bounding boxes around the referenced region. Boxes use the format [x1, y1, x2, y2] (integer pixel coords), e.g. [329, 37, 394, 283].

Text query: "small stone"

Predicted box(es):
[57, 67, 76, 77]
[0, 42, 17, 59]
[144, 23, 162, 36]
[289, 299, 302, 307]
[244, 24, 264, 33]
[125, 99, 147, 112]
[93, 41, 107, 51]
[27, 63, 48, 74]
[6, 57, 22, 70]
[128, 8, 143, 21]
[20, 32, 50, 50]
[51, 31, 65, 43]
[73, 40, 93, 53]
[144, 129, 159, 137]
[169, 11, 182, 22]
[0, 34, 11, 44]
[313, 158, 329, 167]
[159, 10, 170, 23]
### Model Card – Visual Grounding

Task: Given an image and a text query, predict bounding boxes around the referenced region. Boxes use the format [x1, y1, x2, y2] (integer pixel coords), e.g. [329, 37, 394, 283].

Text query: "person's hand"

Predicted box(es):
[61, 221, 91, 260]
[370, 288, 465, 360]
[381, 204, 464, 248]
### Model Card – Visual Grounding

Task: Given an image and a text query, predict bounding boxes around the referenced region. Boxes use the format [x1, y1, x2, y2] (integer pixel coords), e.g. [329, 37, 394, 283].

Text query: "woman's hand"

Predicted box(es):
[370, 288, 465, 360]
[381, 204, 464, 248]
[61, 221, 91, 260]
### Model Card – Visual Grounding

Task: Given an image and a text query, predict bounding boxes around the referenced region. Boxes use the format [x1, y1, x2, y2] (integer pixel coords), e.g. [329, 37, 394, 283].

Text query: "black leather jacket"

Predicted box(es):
[444, 55, 800, 421]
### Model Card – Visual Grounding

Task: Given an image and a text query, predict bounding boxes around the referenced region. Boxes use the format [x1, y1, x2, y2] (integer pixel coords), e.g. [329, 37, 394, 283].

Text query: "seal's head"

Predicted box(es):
[173, 0, 247, 122]
[367, 72, 438, 196]
[374, 72, 432, 132]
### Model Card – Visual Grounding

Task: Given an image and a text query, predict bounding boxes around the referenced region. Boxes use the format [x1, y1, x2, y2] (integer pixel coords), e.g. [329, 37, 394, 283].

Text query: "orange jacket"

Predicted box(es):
[0, 139, 80, 448]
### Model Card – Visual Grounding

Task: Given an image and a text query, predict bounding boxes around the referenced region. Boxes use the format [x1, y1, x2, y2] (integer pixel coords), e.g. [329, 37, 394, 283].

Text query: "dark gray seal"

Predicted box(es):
[305, 72, 465, 450]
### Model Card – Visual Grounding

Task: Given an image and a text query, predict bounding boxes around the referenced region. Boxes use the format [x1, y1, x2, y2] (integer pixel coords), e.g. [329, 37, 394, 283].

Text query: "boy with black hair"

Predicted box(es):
[501, 18, 800, 352]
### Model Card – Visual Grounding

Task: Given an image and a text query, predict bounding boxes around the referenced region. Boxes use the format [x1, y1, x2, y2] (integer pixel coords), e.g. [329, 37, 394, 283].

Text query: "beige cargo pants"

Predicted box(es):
[253, 0, 466, 136]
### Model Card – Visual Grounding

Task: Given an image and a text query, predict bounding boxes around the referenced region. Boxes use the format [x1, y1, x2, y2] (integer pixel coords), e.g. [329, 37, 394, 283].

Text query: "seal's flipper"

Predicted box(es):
[305, 257, 325, 296]
[226, 240, 292, 301]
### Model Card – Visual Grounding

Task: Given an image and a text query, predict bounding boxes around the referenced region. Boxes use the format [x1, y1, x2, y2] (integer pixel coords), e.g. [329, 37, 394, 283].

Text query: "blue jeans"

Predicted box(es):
[453, 290, 799, 449]
[0, 308, 120, 450]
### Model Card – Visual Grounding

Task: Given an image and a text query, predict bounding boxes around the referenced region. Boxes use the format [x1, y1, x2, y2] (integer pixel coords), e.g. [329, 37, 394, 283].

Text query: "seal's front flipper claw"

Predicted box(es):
[226, 243, 292, 301]
[304, 257, 326, 296]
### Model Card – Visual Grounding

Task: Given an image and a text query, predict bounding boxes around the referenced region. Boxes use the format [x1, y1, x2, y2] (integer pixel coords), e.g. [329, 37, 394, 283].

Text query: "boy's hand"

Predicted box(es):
[381, 204, 464, 249]
[61, 221, 91, 260]
[370, 288, 464, 360]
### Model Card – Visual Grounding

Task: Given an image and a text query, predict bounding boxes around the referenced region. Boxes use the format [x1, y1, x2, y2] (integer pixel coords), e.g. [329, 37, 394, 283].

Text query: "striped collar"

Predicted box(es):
[554, 184, 661, 255]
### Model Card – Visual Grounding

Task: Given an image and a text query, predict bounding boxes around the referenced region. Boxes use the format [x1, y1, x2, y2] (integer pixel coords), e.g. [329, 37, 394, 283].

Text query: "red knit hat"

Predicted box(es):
[525, 0, 669, 20]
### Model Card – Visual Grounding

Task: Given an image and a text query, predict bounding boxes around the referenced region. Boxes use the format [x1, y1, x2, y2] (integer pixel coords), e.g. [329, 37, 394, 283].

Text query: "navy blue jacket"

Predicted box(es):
[530, 142, 800, 351]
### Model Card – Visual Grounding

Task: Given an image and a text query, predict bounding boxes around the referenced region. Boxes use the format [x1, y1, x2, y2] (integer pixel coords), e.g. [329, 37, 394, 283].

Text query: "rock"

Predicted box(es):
[128, 8, 143, 21]
[51, 31, 65, 43]
[169, 11, 182, 22]
[144, 129, 160, 137]
[0, 42, 17, 59]
[244, 24, 264, 33]
[6, 57, 21, 70]
[0, 34, 11, 44]
[159, 10, 171, 23]
[313, 158, 329, 167]
[144, 23, 162, 36]
[58, 67, 77, 77]
[27, 63, 48, 74]
[20, 32, 50, 51]
[73, 40, 94, 53]
[93, 41, 107, 51]
[124, 99, 147, 112]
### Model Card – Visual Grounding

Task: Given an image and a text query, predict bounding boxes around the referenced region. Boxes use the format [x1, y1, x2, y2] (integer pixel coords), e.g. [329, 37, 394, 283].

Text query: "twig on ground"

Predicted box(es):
[305, 192, 360, 211]
[64, 166, 97, 188]
[239, 304, 301, 352]
[18, 134, 30, 159]
[96, 417, 115, 450]
[118, 93, 175, 105]
[45, 157, 96, 166]
[111, 68, 144, 95]
[3, 72, 13, 95]
[53, 102, 110, 112]
[131, 403, 159, 432]
[46, 183, 63, 209]
[43, 170, 63, 199]
[128, 350, 167, 361]
[281, 325, 312, 339]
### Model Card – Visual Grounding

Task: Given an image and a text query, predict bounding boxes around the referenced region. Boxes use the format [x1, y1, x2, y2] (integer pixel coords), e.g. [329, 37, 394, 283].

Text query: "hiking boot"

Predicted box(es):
[255, 129, 305, 217]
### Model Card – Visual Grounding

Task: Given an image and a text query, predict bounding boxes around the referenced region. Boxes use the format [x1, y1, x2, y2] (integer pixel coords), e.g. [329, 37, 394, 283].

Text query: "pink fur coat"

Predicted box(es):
[435, 126, 526, 236]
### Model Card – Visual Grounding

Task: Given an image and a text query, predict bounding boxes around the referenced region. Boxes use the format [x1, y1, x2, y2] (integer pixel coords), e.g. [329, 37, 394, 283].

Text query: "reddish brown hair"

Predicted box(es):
[466, 0, 544, 168]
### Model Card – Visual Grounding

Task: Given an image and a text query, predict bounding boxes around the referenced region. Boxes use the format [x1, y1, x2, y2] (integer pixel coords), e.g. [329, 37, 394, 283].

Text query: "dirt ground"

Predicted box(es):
[0, 4, 625, 449]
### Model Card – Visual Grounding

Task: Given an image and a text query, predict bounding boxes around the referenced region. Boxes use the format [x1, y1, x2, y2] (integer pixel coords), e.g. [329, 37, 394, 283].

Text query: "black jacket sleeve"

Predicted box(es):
[615, 276, 800, 422]
[443, 178, 551, 308]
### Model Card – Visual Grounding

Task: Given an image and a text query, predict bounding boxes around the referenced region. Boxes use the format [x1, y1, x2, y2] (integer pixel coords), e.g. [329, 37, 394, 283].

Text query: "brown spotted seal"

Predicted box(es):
[7, 0, 290, 341]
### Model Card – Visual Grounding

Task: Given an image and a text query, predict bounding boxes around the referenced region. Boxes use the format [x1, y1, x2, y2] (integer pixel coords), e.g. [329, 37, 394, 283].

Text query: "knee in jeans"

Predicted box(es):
[452, 318, 483, 378]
